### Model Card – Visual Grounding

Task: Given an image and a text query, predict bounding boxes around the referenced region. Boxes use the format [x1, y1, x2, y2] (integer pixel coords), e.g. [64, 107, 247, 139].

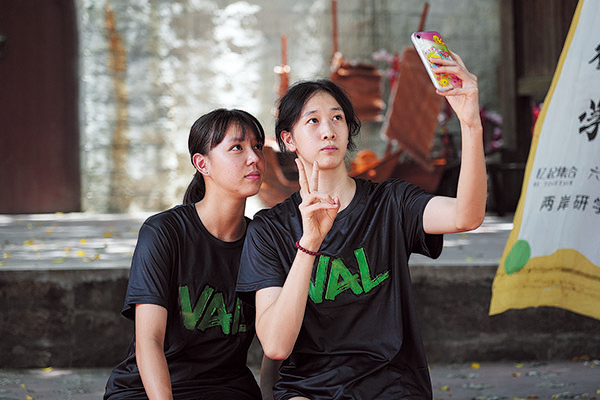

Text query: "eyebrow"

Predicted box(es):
[301, 106, 343, 119]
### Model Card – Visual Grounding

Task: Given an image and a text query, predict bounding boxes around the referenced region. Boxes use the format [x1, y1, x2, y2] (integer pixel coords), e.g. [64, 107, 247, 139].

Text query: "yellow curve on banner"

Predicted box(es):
[491, 248, 600, 319]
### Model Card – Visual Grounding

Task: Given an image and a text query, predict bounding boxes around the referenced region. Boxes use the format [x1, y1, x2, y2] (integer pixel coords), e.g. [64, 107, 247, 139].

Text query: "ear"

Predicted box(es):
[192, 153, 210, 175]
[280, 130, 297, 152]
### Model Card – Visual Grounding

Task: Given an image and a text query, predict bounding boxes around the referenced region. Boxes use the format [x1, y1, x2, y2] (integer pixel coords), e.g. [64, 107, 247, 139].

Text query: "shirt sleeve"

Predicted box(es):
[236, 213, 289, 293]
[122, 218, 173, 320]
[396, 181, 443, 259]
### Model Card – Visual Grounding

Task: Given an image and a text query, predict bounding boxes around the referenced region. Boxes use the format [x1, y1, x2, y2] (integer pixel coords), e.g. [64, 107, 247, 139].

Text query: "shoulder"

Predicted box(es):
[143, 204, 195, 229]
[244, 195, 303, 255]
[136, 204, 199, 245]
[250, 194, 300, 230]
[355, 178, 429, 201]
[145, 204, 194, 223]
[352, 178, 436, 221]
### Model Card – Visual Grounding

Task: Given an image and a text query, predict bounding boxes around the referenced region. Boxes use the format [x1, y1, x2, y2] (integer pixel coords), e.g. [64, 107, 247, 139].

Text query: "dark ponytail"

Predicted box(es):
[183, 171, 205, 204]
[183, 108, 265, 204]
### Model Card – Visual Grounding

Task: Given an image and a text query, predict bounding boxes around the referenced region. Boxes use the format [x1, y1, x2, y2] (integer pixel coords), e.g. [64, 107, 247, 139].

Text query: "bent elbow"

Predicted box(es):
[454, 205, 486, 232]
[457, 213, 485, 232]
[261, 344, 292, 361]
[257, 330, 293, 360]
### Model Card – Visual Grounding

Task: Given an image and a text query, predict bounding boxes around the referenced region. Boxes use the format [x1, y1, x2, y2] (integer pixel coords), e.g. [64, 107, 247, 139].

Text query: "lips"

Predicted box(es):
[321, 145, 338, 153]
[245, 171, 261, 180]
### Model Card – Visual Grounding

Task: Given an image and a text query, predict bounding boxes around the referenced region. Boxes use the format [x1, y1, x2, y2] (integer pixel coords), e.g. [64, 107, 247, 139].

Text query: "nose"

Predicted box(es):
[321, 120, 336, 140]
[246, 147, 262, 165]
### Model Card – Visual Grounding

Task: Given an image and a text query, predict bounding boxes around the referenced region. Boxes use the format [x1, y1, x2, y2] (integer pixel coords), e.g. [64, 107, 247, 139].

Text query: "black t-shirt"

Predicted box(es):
[104, 204, 261, 400]
[237, 178, 442, 400]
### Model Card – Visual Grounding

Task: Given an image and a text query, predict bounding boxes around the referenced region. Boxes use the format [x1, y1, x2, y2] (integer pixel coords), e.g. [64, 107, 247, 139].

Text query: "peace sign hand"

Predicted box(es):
[295, 159, 340, 253]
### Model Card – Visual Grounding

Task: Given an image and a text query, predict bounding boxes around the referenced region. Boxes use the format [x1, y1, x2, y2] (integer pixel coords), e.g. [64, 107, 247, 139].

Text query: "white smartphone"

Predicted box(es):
[410, 31, 462, 91]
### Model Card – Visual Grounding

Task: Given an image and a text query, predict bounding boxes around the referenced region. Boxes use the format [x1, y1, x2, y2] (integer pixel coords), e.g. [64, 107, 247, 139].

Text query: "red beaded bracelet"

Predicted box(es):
[295, 240, 321, 256]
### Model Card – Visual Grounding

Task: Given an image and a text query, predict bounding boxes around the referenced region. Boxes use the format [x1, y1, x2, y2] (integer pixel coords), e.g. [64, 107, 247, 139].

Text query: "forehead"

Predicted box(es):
[302, 91, 342, 112]
[221, 122, 257, 142]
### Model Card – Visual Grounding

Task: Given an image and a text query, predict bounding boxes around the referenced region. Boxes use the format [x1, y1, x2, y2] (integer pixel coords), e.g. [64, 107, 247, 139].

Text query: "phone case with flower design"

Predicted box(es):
[411, 31, 462, 91]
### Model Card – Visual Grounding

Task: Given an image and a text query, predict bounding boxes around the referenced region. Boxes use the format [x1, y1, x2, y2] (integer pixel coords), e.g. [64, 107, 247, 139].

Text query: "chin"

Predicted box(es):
[242, 184, 262, 198]
[318, 158, 344, 170]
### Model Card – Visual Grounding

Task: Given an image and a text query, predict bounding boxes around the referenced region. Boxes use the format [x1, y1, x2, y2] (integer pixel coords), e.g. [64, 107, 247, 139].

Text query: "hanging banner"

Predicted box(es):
[489, 0, 600, 320]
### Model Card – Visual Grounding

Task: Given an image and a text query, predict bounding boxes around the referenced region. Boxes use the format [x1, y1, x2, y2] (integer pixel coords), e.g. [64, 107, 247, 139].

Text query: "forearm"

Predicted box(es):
[137, 337, 173, 400]
[454, 117, 487, 230]
[256, 250, 317, 360]
[135, 304, 172, 400]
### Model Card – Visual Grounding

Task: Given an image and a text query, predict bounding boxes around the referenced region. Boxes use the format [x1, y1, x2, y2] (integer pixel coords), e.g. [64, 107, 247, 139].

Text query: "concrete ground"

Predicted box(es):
[0, 360, 599, 400]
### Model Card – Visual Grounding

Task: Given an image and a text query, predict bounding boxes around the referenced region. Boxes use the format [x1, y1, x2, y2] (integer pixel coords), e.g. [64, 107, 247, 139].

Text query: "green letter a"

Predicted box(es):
[325, 258, 363, 300]
[198, 291, 233, 334]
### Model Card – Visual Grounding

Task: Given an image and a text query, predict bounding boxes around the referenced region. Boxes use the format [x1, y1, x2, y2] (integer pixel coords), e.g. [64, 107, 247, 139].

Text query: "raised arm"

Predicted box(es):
[423, 52, 487, 234]
[255, 160, 339, 360]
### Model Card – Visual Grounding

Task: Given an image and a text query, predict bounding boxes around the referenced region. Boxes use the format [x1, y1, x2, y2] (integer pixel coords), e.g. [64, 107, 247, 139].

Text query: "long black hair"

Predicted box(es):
[275, 79, 361, 153]
[183, 108, 265, 204]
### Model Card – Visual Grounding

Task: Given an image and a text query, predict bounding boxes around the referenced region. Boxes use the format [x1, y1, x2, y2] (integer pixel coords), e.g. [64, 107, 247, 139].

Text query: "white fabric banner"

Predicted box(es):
[490, 0, 600, 320]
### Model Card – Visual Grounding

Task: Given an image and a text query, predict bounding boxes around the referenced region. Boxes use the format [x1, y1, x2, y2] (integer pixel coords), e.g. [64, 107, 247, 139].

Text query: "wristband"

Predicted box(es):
[295, 240, 321, 256]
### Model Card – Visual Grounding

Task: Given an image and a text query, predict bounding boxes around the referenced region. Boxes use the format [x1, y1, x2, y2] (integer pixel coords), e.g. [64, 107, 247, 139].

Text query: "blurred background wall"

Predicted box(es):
[2, 0, 574, 214]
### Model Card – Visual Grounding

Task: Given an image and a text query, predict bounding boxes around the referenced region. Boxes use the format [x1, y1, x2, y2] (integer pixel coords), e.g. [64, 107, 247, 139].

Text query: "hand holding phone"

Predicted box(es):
[411, 31, 462, 91]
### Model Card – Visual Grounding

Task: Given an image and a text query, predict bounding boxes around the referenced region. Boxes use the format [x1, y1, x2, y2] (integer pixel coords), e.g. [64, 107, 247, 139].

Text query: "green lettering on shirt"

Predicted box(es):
[308, 256, 330, 303]
[308, 247, 390, 304]
[325, 258, 363, 300]
[179, 284, 246, 334]
[179, 285, 214, 330]
[231, 297, 247, 334]
[355, 248, 389, 292]
[198, 291, 232, 334]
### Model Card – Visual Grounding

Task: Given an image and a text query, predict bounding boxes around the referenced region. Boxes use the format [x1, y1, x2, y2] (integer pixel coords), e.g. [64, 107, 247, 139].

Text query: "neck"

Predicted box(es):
[195, 195, 247, 242]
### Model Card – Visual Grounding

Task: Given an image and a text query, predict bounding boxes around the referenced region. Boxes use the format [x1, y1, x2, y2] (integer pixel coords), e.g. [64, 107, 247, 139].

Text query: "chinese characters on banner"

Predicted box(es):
[489, 0, 600, 320]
